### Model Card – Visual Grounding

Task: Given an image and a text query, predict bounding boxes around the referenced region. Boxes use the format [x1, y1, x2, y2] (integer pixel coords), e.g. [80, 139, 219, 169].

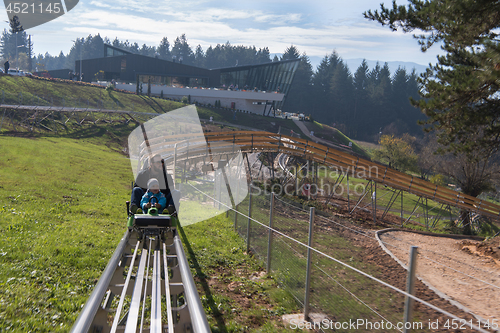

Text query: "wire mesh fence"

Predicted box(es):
[209, 180, 492, 332]
[306, 165, 463, 230]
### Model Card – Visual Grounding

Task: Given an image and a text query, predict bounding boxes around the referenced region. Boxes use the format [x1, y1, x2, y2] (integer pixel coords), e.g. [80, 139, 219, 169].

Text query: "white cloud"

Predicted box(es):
[0, 0, 444, 66]
[88, 1, 112, 9]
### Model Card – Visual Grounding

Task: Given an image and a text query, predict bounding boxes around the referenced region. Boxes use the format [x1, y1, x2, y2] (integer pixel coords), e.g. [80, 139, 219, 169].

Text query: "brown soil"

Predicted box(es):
[313, 196, 500, 332]
[198, 265, 289, 330]
[460, 238, 500, 262]
[311, 214, 485, 332]
[198, 184, 500, 331]
[378, 231, 500, 328]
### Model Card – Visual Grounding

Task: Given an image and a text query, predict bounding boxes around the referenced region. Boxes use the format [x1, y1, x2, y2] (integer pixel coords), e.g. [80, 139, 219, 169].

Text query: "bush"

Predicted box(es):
[429, 174, 445, 186]
[181, 96, 189, 103]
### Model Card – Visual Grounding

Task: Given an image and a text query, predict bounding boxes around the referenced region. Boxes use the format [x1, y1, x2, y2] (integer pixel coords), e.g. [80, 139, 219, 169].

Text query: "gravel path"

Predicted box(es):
[378, 230, 500, 323]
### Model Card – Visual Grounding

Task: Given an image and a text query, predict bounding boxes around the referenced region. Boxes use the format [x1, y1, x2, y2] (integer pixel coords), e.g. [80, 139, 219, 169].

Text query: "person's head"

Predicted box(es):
[149, 154, 163, 172]
[147, 178, 160, 194]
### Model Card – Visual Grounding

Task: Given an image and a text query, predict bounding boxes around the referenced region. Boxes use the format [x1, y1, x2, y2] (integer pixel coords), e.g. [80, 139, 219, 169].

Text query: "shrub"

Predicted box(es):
[429, 174, 445, 186]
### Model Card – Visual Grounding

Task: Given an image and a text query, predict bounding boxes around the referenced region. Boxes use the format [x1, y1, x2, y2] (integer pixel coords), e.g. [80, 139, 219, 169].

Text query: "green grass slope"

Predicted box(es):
[195, 105, 303, 134]
[0, 135, 131, 331]
[0, 74, 183, 114]
[0, 133, 298, 332]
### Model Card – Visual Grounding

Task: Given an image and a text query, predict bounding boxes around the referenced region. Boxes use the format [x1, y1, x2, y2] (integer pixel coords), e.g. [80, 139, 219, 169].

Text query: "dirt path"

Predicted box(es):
[378, 230, 500, 323]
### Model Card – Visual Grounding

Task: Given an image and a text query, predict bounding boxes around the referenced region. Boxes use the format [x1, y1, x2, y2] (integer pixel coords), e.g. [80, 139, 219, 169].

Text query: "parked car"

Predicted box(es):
[8, 69, 25, 76]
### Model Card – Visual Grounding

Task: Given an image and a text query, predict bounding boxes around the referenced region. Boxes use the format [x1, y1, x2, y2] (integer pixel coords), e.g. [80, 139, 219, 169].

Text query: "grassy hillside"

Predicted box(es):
[0, 74, 182, 114]
[0, 133, 298, 332]
[0, 135, 131, 331]
[195, 105, 303, 134]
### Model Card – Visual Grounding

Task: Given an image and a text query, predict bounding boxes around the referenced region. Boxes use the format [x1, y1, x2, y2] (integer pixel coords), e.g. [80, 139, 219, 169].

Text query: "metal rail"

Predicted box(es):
[70, 227, 210, 333]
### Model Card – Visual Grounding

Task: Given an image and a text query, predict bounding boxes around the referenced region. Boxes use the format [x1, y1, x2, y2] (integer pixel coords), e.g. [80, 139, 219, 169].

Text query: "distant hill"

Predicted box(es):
[343, 58, 428, 75]
[272, 53, 429, 76]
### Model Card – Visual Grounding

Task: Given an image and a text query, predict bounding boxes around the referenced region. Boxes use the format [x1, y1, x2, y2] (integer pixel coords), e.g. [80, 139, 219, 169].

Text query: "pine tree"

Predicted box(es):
[281, 45, 300, 61]
[352, 60, 370, 136]
[87, 34, 104, 59]
[282, 49, 313, 113]
[364, 0, 500, 154]
[256, 47, 271, 64]
[330, 61, 354, 128]
[365, 0, 500, 234]
[157, 37, 171, 60]
[1, 16, 29, 68]
[171, 34, 194, 65]
[194, 45, 205, 68]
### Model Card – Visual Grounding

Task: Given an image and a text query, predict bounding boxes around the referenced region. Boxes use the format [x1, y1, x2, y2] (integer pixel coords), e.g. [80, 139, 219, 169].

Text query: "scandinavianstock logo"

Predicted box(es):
[4, 0, 79, 30]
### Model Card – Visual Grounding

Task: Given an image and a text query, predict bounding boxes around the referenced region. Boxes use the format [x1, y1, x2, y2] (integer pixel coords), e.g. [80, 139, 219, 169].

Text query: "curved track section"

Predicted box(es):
[141, 131, 500, 221]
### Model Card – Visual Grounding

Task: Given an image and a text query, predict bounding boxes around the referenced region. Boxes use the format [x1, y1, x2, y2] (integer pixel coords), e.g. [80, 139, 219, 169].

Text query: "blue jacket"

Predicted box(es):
[140, 191, 167, 212]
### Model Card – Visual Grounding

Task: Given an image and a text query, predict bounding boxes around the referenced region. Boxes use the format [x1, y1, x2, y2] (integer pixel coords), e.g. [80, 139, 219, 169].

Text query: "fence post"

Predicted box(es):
[213, 171, 217, 208]
[401, 190, 404, 227]
[234, 178, 240, 232]
[173, 143, 177, 189]
[347, 173, 350, 211]
[217, 169, 221, 210]
[266, 192, 275, 274]
[304, 207, 315, 321]
[403, 246, 418, 333]
[246, 186, 253, 254]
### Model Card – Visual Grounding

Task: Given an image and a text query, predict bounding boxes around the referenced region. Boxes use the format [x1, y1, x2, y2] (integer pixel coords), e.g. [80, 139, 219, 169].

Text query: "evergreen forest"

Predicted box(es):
[0, 31, 424, 142]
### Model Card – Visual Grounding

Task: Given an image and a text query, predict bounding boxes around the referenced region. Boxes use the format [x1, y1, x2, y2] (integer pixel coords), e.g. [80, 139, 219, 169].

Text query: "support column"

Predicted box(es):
[304, 207, 315, 321]
[403, 246, 418, 333]
[246, 186, 253, 254]
[401, 190, 404, 227]
[266, 192, 275, 274]
[347, 173, 350, 211]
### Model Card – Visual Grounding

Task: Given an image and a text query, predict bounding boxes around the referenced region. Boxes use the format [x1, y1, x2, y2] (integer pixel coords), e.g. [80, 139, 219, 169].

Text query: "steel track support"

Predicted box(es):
[350, 180, 372, 215]
[347, 173, 350, 211]
[324, 171, 346, 206]
[381, 188, 401, 221]
[430, 203, 446, 229]
[404, 197, 422, 226]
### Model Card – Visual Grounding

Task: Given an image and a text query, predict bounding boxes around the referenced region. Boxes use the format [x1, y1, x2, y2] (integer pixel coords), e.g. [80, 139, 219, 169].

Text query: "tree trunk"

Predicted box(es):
[460, 210, 472, 235]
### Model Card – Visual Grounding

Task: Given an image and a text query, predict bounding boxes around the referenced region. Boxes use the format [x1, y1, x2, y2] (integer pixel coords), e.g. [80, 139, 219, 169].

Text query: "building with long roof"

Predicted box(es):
[76, 44, 300, 114]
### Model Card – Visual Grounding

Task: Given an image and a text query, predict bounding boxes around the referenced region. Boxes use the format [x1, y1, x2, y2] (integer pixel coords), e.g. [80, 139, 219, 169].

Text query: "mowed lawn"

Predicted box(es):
[0, 135, 299, 332]
[0, 135, 133, 332]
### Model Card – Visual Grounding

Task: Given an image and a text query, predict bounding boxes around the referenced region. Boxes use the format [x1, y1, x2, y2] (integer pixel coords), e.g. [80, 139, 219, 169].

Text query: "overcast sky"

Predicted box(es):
[0, 0, 443, 69]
